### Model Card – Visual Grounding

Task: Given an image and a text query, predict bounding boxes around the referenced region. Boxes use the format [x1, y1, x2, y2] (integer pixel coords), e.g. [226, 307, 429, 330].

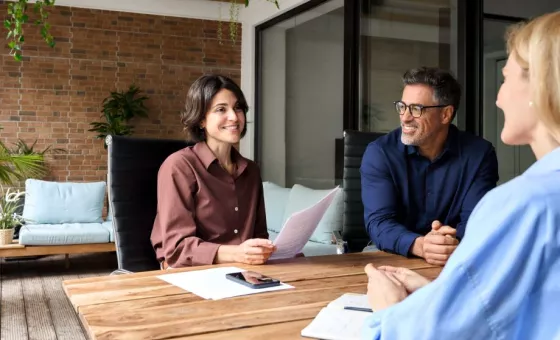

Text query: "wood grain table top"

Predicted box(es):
[63, 252, 441, 340]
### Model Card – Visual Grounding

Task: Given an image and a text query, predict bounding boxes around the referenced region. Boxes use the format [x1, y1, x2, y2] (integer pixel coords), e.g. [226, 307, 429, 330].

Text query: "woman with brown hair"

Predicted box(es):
[151, 75, 275, 268]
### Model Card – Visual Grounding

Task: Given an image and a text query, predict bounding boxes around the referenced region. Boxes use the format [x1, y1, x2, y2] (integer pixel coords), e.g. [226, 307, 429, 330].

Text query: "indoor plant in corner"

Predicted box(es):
[0, 189, 26, 245]
[0, 132, 48, 244]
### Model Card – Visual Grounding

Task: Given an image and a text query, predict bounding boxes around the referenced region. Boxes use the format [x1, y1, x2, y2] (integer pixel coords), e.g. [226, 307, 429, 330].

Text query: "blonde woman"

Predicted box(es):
[362, 12, 560, 339]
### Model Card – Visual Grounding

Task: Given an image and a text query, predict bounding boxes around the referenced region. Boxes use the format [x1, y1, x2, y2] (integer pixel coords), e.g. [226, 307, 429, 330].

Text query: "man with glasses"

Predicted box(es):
[360, 67, 499, 265]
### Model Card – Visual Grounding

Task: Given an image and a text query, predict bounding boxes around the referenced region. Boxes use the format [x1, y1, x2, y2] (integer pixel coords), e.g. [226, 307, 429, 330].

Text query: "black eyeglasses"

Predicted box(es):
[394, 101, 448, 118]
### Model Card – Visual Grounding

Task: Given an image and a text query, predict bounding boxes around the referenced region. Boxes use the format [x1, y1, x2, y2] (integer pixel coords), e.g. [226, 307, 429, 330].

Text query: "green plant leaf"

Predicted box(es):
[6, 0, 57, 61]
[0, 141, 47, 184]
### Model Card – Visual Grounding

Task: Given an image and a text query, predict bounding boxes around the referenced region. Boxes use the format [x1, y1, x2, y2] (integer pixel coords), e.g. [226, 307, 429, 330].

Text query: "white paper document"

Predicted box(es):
[327, 293, 371, 310]
[156, 266, 294, 300]
[301, 293, 372, 340]
[270, 186, 340, 260]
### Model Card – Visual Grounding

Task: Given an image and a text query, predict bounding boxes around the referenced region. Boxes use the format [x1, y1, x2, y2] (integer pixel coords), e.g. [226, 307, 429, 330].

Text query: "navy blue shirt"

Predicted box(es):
[360, 124, 499, 256]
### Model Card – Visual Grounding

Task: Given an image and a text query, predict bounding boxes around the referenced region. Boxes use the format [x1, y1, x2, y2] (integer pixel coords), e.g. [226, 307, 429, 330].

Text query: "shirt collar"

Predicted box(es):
[524, 146, 560, 176]
[398, 124, 460, 157]
[193, 142, 248, 175]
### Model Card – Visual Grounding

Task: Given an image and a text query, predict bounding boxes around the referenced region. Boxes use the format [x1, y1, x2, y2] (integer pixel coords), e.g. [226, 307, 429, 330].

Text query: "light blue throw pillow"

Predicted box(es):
[281, 184, 343, 244]
[262, 181, 291, 233]
[23, 179, 106, 224]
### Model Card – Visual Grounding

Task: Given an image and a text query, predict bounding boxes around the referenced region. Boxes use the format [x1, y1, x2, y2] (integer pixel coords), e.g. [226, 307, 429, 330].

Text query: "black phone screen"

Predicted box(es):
[226, 271, 280, 288]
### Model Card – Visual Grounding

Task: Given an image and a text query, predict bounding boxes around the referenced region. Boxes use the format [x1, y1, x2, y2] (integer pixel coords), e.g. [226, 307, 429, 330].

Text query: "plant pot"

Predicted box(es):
[0, 229, 15, 245]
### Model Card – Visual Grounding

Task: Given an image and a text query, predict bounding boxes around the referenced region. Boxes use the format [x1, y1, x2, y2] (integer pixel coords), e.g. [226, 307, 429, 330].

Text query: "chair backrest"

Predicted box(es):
[107, 135, 193, 272]
[342, 130, 384, 252]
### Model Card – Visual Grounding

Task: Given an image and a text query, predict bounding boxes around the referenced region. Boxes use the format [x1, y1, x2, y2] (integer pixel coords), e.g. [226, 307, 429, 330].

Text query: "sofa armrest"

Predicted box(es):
[332, 231, 348, 254]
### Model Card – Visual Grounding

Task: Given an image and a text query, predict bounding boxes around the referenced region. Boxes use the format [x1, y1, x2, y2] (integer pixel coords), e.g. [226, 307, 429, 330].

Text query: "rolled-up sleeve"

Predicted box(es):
[152, 156, 220, 267]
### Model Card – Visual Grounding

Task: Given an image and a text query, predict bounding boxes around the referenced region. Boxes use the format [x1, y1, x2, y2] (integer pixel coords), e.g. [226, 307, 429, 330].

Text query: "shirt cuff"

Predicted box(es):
[397, 232, 421, 257]
[192, 241, 221, 266]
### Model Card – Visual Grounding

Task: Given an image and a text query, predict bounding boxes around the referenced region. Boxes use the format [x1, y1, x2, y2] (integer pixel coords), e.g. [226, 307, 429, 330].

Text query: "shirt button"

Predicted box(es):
[234, 229, 238, 234]
[234, 207, 238, 211]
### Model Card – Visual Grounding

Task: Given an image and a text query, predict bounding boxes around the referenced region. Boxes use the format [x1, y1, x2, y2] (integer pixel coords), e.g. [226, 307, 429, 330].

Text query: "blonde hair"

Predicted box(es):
[506, 12, 560, 138]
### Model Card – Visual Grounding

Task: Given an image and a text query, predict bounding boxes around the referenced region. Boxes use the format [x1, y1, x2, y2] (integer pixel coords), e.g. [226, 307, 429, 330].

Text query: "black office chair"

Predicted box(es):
[106, 135, 193, 273]
[341, 130, 384, 252]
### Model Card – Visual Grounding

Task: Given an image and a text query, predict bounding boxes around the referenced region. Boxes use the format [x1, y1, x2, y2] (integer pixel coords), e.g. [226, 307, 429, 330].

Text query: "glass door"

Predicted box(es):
[482, 17, 535, 184]
[359, 0, 459, 133]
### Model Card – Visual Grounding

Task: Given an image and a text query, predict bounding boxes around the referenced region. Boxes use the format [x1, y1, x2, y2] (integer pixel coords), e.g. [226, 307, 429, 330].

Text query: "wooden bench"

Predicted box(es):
[0, 241, 116, 268]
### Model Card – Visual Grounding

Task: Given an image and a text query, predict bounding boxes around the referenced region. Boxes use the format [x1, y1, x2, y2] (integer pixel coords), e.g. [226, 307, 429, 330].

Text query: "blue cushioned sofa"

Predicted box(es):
[19, 179, 114, 246]
[0, 179, 116, 266]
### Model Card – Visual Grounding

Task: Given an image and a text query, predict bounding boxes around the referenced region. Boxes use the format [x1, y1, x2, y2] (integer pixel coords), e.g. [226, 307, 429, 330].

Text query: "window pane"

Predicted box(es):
[482, 18, 535, 184]
[259, 1, 344, 189]
[359, 0, 458, 133]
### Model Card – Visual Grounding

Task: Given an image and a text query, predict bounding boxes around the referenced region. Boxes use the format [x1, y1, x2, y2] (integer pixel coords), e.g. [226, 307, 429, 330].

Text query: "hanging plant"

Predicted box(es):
[218, 0, 280, 45]
[3, 0, 57, 61]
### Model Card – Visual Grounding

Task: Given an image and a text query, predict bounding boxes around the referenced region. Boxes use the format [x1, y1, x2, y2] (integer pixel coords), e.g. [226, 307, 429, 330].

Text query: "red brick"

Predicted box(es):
[0, 3, 240, 184]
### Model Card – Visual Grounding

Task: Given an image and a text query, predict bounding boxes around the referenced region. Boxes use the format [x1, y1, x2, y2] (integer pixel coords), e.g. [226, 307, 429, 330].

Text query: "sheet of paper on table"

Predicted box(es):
[156, 266, 294, 300]
[270, 186, 340, 260]
[301, 293, 372, 340]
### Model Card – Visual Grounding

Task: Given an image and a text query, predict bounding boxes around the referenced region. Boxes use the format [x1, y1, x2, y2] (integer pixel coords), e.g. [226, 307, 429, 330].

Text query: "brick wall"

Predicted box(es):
[0, 4, 241, 183]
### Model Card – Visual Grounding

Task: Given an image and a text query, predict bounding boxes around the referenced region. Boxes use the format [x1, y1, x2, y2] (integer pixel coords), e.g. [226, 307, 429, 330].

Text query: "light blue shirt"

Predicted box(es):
[364, 147, 560, 340]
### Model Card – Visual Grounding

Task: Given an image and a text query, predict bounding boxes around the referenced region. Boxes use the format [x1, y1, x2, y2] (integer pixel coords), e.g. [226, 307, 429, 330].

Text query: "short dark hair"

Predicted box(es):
[181, 74, 248, 142]
[402, 67, 461, 119]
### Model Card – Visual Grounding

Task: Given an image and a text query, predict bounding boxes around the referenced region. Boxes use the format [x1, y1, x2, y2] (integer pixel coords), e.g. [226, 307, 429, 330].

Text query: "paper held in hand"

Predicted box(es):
[270, 186, 340, 260]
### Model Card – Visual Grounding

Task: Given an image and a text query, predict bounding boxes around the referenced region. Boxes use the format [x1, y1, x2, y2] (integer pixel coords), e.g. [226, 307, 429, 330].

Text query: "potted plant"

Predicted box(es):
[0, 131, 50, 242]
[0, 188, 26, 245]
[89, 84, 149, 148]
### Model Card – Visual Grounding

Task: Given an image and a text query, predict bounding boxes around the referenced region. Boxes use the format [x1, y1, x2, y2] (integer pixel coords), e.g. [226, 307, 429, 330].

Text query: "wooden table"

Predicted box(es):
[62, 252, 441, 340]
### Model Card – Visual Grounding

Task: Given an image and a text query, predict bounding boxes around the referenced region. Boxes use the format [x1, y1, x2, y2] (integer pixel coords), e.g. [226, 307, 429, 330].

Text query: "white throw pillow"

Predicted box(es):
[281, 184, 343, 244]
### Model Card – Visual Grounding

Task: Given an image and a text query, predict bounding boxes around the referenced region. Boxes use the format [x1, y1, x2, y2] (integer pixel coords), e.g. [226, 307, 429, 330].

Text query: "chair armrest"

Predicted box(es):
[332, 231, 348, 254]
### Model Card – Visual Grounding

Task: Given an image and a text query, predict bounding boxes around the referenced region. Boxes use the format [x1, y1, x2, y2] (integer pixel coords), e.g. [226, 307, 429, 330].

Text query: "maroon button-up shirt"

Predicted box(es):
[151, 142, 268, 267]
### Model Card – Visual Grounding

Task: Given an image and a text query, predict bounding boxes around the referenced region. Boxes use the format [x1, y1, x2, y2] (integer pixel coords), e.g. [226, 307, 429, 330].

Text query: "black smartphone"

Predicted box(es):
[225, 271, 281, 289]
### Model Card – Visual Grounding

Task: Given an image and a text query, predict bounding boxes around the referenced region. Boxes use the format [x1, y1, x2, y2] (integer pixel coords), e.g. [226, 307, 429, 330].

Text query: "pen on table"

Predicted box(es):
[344, 306, 373, 313]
